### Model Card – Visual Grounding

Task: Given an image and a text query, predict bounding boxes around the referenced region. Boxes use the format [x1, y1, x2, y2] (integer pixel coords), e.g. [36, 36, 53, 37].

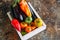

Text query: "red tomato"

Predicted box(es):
[25, 26, 32, 33]
[20, 22, 28, 29]
[11, 19, 21, 31]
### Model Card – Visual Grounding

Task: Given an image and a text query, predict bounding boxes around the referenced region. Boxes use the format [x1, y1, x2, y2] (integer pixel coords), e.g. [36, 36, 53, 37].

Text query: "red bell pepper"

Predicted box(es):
[11, 19, 21, 31]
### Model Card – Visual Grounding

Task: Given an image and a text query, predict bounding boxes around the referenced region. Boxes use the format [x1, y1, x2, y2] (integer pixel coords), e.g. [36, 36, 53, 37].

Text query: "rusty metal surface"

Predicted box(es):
[0, 0, 60, 40]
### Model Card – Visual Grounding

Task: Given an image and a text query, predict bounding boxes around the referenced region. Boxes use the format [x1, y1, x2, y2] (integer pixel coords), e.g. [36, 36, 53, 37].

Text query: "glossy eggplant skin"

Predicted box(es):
[10, 3, 27, 22]
[10, 6, 18, 19]
[28, 4, 37, 21]
[17, 3, 27, 21]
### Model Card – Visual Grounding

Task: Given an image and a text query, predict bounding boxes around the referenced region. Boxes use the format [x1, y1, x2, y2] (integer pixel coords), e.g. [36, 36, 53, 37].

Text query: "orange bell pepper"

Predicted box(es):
[19, 0, 32, 17]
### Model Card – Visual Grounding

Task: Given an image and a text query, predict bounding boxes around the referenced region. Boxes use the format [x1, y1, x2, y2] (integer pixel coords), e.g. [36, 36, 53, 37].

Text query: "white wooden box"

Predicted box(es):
[7, 2, 46, 40]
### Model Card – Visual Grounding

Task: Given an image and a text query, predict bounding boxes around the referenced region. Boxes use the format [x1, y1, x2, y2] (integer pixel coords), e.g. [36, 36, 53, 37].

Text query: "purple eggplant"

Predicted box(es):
[10, 4, 27, 22]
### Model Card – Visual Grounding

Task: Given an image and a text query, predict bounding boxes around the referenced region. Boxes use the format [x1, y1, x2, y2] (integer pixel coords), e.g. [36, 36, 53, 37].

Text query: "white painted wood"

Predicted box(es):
[7, 12, 12, 21]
